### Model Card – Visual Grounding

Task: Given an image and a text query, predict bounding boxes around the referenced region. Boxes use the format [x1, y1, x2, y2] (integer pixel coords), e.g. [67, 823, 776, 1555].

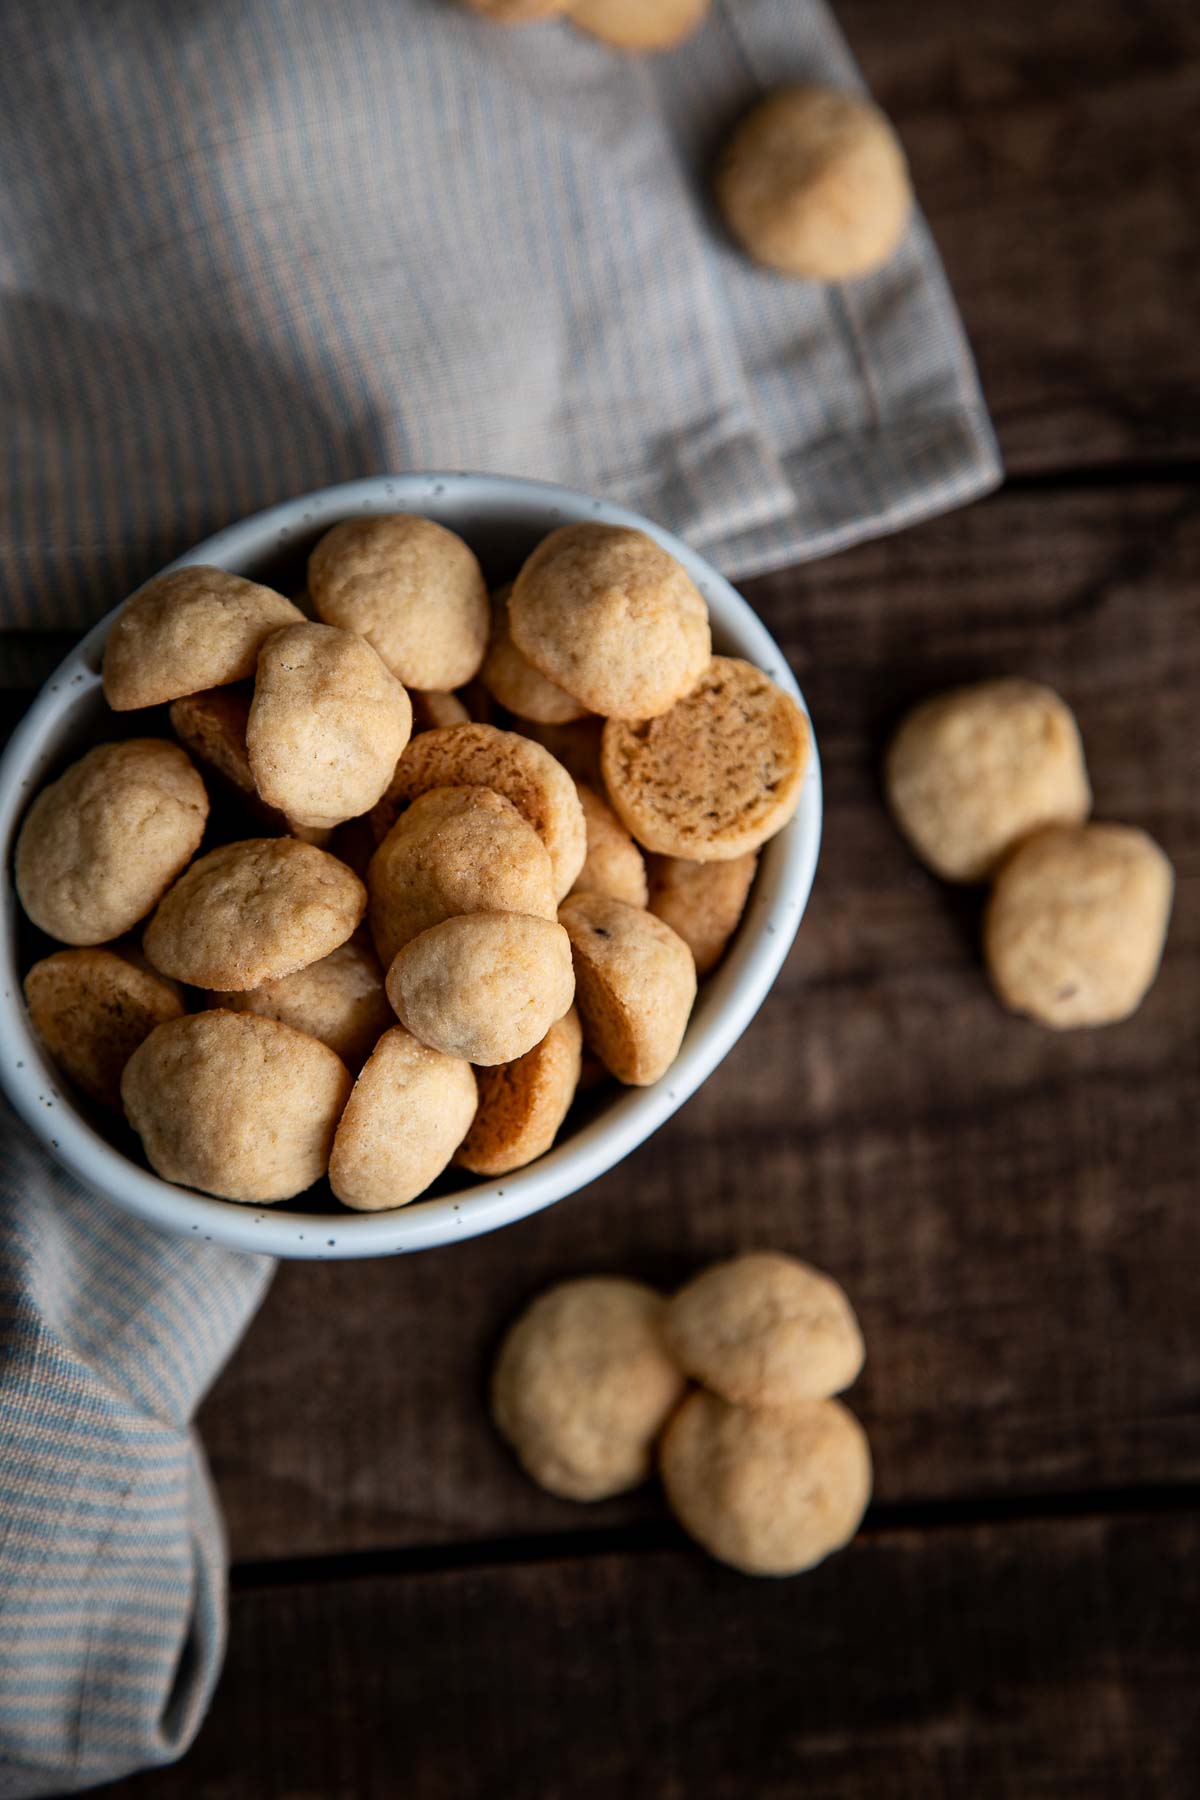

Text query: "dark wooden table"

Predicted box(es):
[12, 4, 1197, 1794]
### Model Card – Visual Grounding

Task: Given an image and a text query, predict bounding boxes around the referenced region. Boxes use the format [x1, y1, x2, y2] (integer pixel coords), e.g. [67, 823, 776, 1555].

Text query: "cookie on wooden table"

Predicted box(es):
[558, 891, 696, 1086]
[570, 0, 709, 51]
[103, 566, 303, 711]
[207, 938, 393, 1071]
[602, 657, 809, 861]
[646, 850, 757, 976]
[569, 783, 648, 908]
[24, 946, 184, 1110]
[329, 1026, 477, 1211]
[481, 585, 588, 725]
[15, 740, 208, 946]
[385, 912, 575, 1065]
[456, 1007, 583, 1176]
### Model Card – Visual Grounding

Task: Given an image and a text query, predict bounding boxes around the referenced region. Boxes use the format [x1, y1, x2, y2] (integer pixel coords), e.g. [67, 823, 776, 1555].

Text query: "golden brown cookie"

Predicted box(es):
[492, 1277, 686, 1501]
[24, 946, 185, 1110]
[885, 679, 1092, 884]
[368, 786, 556, 969]
[519, 716, 605, 790]
[121, 1010, 352, 1202]
[15, 740, 208, 946]
[144, 838, 366, 990]
[602, 657, 809, 861]
[384, 912, 575, 1065]
[410, 689, 471, 732]
[456, 1007, 583, 1176]
[570, 0, 709, 51]
[715, 85, 912, 280]
[481, 585, 588, 725]
[371, 723, 587, 899]
[328, 1025, 477, 1210]
[102, 566, 303, 711]
[558, 891, 696, 1085]
[308, 514, 489, 691]
[168, 687, 330, 845]
[206, 938, 393, 1070]
[646, 851, 757, 976]
[984, 823, 1174, 1030]
[246, 622, 412, 830]
[664, 1253, 865, 1409]
[509, 524, 711, 720]
[569, 784, 648, 908]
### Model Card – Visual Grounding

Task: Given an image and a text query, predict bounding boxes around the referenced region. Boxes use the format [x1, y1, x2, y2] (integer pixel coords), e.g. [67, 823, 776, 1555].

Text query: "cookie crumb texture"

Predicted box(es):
[102, 566, 303, 711]
[456, 1007, 583, 1176]
[559, 891, 696, 1085]
[602, 656, 809, 861]
[329, 1026, 477, 1210]
[492, 1278, 686, 1501]
[24, 947, 184, 1111]
[385, 911, 576, 1065]
[984, 823, 1174, 1029]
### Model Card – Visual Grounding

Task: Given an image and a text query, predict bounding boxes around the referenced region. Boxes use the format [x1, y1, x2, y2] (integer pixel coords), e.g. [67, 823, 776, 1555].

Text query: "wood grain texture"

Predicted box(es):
[841, 0, 1200, 472]
[102, 1512, 1200, 1799]
[196, 483, 1200, 1559]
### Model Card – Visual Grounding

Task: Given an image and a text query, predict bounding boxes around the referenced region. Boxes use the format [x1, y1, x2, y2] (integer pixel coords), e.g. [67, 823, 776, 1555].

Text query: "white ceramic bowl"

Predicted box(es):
[0, 474, 821, 1259]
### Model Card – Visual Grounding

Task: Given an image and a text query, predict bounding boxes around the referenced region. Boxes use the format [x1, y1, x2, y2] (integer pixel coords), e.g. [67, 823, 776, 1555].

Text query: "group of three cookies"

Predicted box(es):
[16, 513, 810, 1209]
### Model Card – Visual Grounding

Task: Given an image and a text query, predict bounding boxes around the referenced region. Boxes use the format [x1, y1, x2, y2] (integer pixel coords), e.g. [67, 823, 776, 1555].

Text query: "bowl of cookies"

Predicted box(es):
[0, 474, 820, 1258]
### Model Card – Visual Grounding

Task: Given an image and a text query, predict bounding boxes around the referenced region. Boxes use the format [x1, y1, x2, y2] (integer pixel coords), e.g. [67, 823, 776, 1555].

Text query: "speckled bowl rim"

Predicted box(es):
[0, 473, 821, 1259]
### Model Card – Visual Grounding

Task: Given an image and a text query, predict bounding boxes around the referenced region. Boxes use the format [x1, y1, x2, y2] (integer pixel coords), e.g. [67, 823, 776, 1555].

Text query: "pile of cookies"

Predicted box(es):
[15, 511, 810, 1209]
[492, 1251, 871, 1577]
[885, 678, 1174, 1028]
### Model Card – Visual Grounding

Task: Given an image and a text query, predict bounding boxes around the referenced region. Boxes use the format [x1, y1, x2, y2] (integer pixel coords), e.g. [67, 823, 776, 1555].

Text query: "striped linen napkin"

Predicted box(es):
[0, 0, 999, 1792]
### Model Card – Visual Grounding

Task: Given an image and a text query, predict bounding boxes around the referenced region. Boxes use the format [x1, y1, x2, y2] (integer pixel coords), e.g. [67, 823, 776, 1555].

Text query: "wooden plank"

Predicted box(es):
[101, 1511, 1200, 1798]
[842, 0, 1200, 472]
[196, 482, 1200, 1559]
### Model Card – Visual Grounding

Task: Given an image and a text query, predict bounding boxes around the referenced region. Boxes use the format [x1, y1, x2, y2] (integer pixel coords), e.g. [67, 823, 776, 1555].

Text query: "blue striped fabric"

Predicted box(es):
[0, 1, 998, 1790]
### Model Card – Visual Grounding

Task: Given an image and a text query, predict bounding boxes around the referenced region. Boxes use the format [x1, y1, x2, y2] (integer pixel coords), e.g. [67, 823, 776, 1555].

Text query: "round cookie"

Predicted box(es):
[558, 892, 696, 1086]
[15, 740, 208, 946]
[371, 723, 587, 899]
[456, 1007, 583, 1177]
[247, 621, 412, 830]
[984, 823, 1174, 1030]
[508, 524, 711, 720]
[385, 912, 575, 1065]
[169, 687, 331, 845]
[647, 851, 758, 976]
[308, 514, 489, 691]
[569, 784, 648, 908]
[121, 1010, 352, 1203]
[602, 657, 809, 861]
[328, 1026, 477, 1211]
[481, 585, 587, 725]
[492, 1277, 686, 1502]
[664, 1253, 865, 1409]
[24, 947, 184, 1110]
[465, 0, 569, 18]
[102, 566, 304, 711]
[570, 0, 709, 52]
[368, 786, 556, 968]
[206, 939, 393, 1070]
[715, 85, 912, 281]
[410, 689, 470, 732]
[885, 679, 1092, 884]
[144, 838, 366, 990]
[660, 1392, 872, 1577]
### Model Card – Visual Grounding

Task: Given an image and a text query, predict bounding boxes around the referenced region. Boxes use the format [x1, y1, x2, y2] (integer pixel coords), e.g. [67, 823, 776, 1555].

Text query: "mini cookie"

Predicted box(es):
[372, 723, 587, 899]
[15, 740, 208, 946]
[570, 0, 709, 52]
[144, 838, 366, 990]
[247, 622, 413, 830]
[520, 716, 605, 791]
[492, 1278, 686, 1501]
[602, 657, 809, 861]
[368, 786, 556, 968]
[660, 1392, 872, 1577]
[328, 1025, 477, 1211]
[509, 524, 711, 720]
[647, 851, 757, 976]
[664, 1253, 865, 1409]
[207, 938, 393, 1070]
[385, 912, 575, 1065]
[885, 679, 1092, 883]
[410, 689, 471, 732]
[558, 892, 696, 1086]
[24, 947, 184, 1110]
[984, 823, 1174, 1030]
[308, 514, 489, 691]
[121, 1010, 352, 1202]
[570, 784, 648, 908]
[715, 86, 912, 281]
[481, 585, 587, 725]
[103, 566, 304, 711]
[456, 1007, 583, 1176]
[169, 687, 330, 845]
